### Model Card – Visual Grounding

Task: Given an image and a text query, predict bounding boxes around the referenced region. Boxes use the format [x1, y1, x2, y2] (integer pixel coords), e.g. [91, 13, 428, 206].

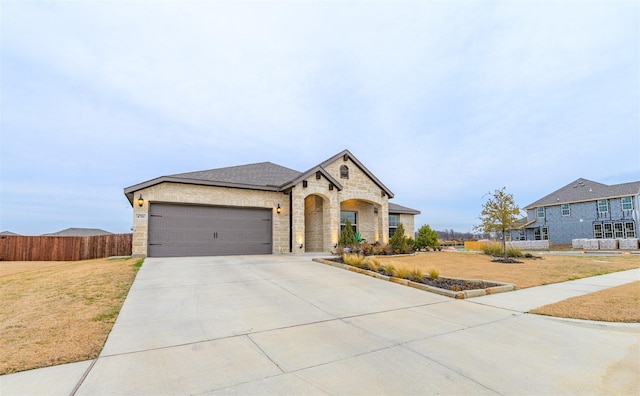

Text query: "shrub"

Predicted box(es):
[395, 266, 410, 279]
[338, 219, 357, 249]
[416, 224, 439, 251]
[372, 244, 391, 256]
[428, 268, 439, 279]
[506, 247, 523, 258]
[359, 242, 373, 256]
[342, 253, 366, 267]
[381, 264, 396, 277]
[406, 237, 416, 252]
[482, 242, 502, 256]
[365, 258, 380, 272]
[409, 268, 424, 282]
[389, 223, 408, 254]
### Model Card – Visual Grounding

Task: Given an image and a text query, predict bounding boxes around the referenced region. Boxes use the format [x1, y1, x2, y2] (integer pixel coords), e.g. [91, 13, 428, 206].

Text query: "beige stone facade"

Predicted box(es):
[291, 156, 390, 253]
[125, 149, 419, 257]
[131, 183, 290, 256]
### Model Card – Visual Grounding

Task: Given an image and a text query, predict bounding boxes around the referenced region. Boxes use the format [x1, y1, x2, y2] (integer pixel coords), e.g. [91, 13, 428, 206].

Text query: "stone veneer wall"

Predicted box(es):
[131, 182, 288, 256]
[398, 214, 415, 238]
[291, 157, 390, 253]
[304, 195, 324, 252]
[132, 157, 406, 256]
[323, 158, 389, 244]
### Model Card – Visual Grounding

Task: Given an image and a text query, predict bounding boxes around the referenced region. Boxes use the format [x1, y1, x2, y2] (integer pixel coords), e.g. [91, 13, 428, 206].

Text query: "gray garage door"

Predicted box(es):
[148, 203, 273, 257]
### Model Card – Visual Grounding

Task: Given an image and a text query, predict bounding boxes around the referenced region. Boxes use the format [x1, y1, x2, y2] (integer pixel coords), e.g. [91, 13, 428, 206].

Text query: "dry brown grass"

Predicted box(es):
[0, 257, 141, 375]
[378, 251, 640, 322]
[377, 251, 640, 289]
[531, 281, 640, 322]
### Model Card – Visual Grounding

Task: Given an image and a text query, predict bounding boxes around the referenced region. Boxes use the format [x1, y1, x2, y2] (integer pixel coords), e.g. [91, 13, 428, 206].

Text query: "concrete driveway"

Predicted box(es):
[3, 255, 639, 395]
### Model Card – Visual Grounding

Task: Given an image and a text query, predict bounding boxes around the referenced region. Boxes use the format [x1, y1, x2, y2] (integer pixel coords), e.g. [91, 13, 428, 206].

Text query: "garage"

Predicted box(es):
[148, 203, 273, 257]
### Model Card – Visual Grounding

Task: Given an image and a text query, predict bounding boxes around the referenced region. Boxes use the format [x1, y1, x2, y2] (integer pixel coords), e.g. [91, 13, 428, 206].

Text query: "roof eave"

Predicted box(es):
[123, 177, 282, 206]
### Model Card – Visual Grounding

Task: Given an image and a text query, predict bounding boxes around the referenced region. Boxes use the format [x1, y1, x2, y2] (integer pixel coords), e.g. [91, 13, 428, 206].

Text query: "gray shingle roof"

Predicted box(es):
[524, 178, 640, 209]
[389, 202, 421, 215]
[170, 162, 301, 188]
[123, 150, 419, 214]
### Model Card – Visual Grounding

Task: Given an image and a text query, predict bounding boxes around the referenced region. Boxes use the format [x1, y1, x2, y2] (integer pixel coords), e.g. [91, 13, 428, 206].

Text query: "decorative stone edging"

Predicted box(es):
[312, 257, 515, 299]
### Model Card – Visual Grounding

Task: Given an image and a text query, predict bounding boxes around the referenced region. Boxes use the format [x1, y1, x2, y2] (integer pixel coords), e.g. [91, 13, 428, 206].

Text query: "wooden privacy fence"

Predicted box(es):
[0, 234, 132, 261]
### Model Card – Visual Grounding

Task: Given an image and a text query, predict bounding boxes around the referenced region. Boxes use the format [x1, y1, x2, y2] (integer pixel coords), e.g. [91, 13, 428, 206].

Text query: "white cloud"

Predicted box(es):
[1, 1, 638, 234]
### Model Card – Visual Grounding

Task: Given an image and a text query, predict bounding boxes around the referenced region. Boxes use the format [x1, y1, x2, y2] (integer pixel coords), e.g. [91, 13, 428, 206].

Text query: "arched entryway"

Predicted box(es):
[304, 194, 325, 252]
[340, 199, 382, 244]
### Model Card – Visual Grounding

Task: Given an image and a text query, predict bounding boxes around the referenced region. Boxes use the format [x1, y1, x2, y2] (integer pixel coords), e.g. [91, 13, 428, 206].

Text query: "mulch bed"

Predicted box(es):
[420, 277, 501, 291]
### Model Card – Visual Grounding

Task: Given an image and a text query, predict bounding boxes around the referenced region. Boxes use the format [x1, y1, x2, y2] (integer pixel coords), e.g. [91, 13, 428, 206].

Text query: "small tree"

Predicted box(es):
[474, 187, 522, 258]
[338, 219, 357, 249]
[389, 223, 408, 254]
[416, 224, 439, 251]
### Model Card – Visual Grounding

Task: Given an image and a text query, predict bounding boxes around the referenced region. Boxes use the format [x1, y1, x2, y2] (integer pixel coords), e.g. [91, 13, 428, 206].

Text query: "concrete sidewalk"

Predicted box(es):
[2, 256, 638, 395]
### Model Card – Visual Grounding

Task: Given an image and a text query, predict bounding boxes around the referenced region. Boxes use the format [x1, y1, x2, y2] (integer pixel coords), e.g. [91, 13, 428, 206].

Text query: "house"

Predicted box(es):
[124, 149, 420, 257]
[510, 178, 639, 245]
[42, 228, 114, 237]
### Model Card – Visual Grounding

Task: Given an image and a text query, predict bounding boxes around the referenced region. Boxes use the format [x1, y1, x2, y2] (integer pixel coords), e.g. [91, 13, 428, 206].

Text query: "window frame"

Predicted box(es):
[339, 165, 349, 179]
[561, 204, 570, 217]
[621, 196, 633, 211]
[537, 207, 545, 218]
[541, 227, 549, 241]
[340, 210, 357, 234]
[534, 227, 548, 240]
[388, 214, 399, 237]
[603, 223, 613, 239]
[519, 230, 526, 241]
[597, 199, 608, 214]
[625, 222, 636, 238]
[614, 223, 624, 239]
[593, 223, 603, 239]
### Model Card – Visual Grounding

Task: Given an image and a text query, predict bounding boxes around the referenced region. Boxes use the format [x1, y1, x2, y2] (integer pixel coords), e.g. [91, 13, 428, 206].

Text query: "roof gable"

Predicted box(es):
[524, 178, 640, 209]
[317, 149, 394, 198]
[124, 149, 396, 204]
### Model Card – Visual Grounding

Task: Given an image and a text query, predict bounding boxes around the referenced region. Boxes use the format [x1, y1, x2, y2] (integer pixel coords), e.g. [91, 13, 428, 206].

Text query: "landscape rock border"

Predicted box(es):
[312, 257, 515, 299]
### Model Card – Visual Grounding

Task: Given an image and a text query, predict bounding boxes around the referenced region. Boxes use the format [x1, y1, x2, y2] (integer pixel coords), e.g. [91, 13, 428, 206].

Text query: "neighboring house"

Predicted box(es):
[42, 228, 114, 236]
[124, 149, 420, 257]
[510, 178, 639, 245]
[0, 231, 20, 236]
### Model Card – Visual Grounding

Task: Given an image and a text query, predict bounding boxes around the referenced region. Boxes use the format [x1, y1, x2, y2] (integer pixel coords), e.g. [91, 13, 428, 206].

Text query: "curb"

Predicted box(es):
[312, 258, 515, 299]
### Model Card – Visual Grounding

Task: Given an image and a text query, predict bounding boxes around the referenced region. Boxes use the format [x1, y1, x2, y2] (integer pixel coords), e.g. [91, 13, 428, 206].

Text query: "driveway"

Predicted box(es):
[4, 255, 639, 395]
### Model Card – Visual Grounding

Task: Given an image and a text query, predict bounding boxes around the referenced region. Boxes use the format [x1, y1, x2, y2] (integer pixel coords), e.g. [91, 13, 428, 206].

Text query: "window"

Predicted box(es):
[388, 214, 399, 237]
[340, 165, 349, 179]
[534, 227, 548, 240]
[622, 197, 633, 211]
[541, 227, 549, 240]
[593, 224, 603, 239]
[340, 211, 357, 233]
[519, 230, 526, 241]
[597, 199, 608, 214]
[614, 223, 624, 238]
[537, 207, 545, 218]
[561, 204, 570, 217]
[625, 222, 636, 238]
[603, 223, 613, 239]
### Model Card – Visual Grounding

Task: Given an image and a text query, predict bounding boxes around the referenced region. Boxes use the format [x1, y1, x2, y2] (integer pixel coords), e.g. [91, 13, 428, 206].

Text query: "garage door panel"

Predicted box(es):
[148, 204, 272, 257]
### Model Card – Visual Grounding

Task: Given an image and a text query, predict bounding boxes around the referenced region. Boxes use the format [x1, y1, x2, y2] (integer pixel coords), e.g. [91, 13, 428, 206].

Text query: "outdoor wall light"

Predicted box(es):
[277, 204, 281, 214]
[137, 194, 144, 207]
[299, 243, 304, 249]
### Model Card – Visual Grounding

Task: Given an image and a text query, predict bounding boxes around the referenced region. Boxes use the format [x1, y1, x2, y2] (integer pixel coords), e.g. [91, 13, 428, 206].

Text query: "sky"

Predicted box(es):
[1, 1, 638, 236]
